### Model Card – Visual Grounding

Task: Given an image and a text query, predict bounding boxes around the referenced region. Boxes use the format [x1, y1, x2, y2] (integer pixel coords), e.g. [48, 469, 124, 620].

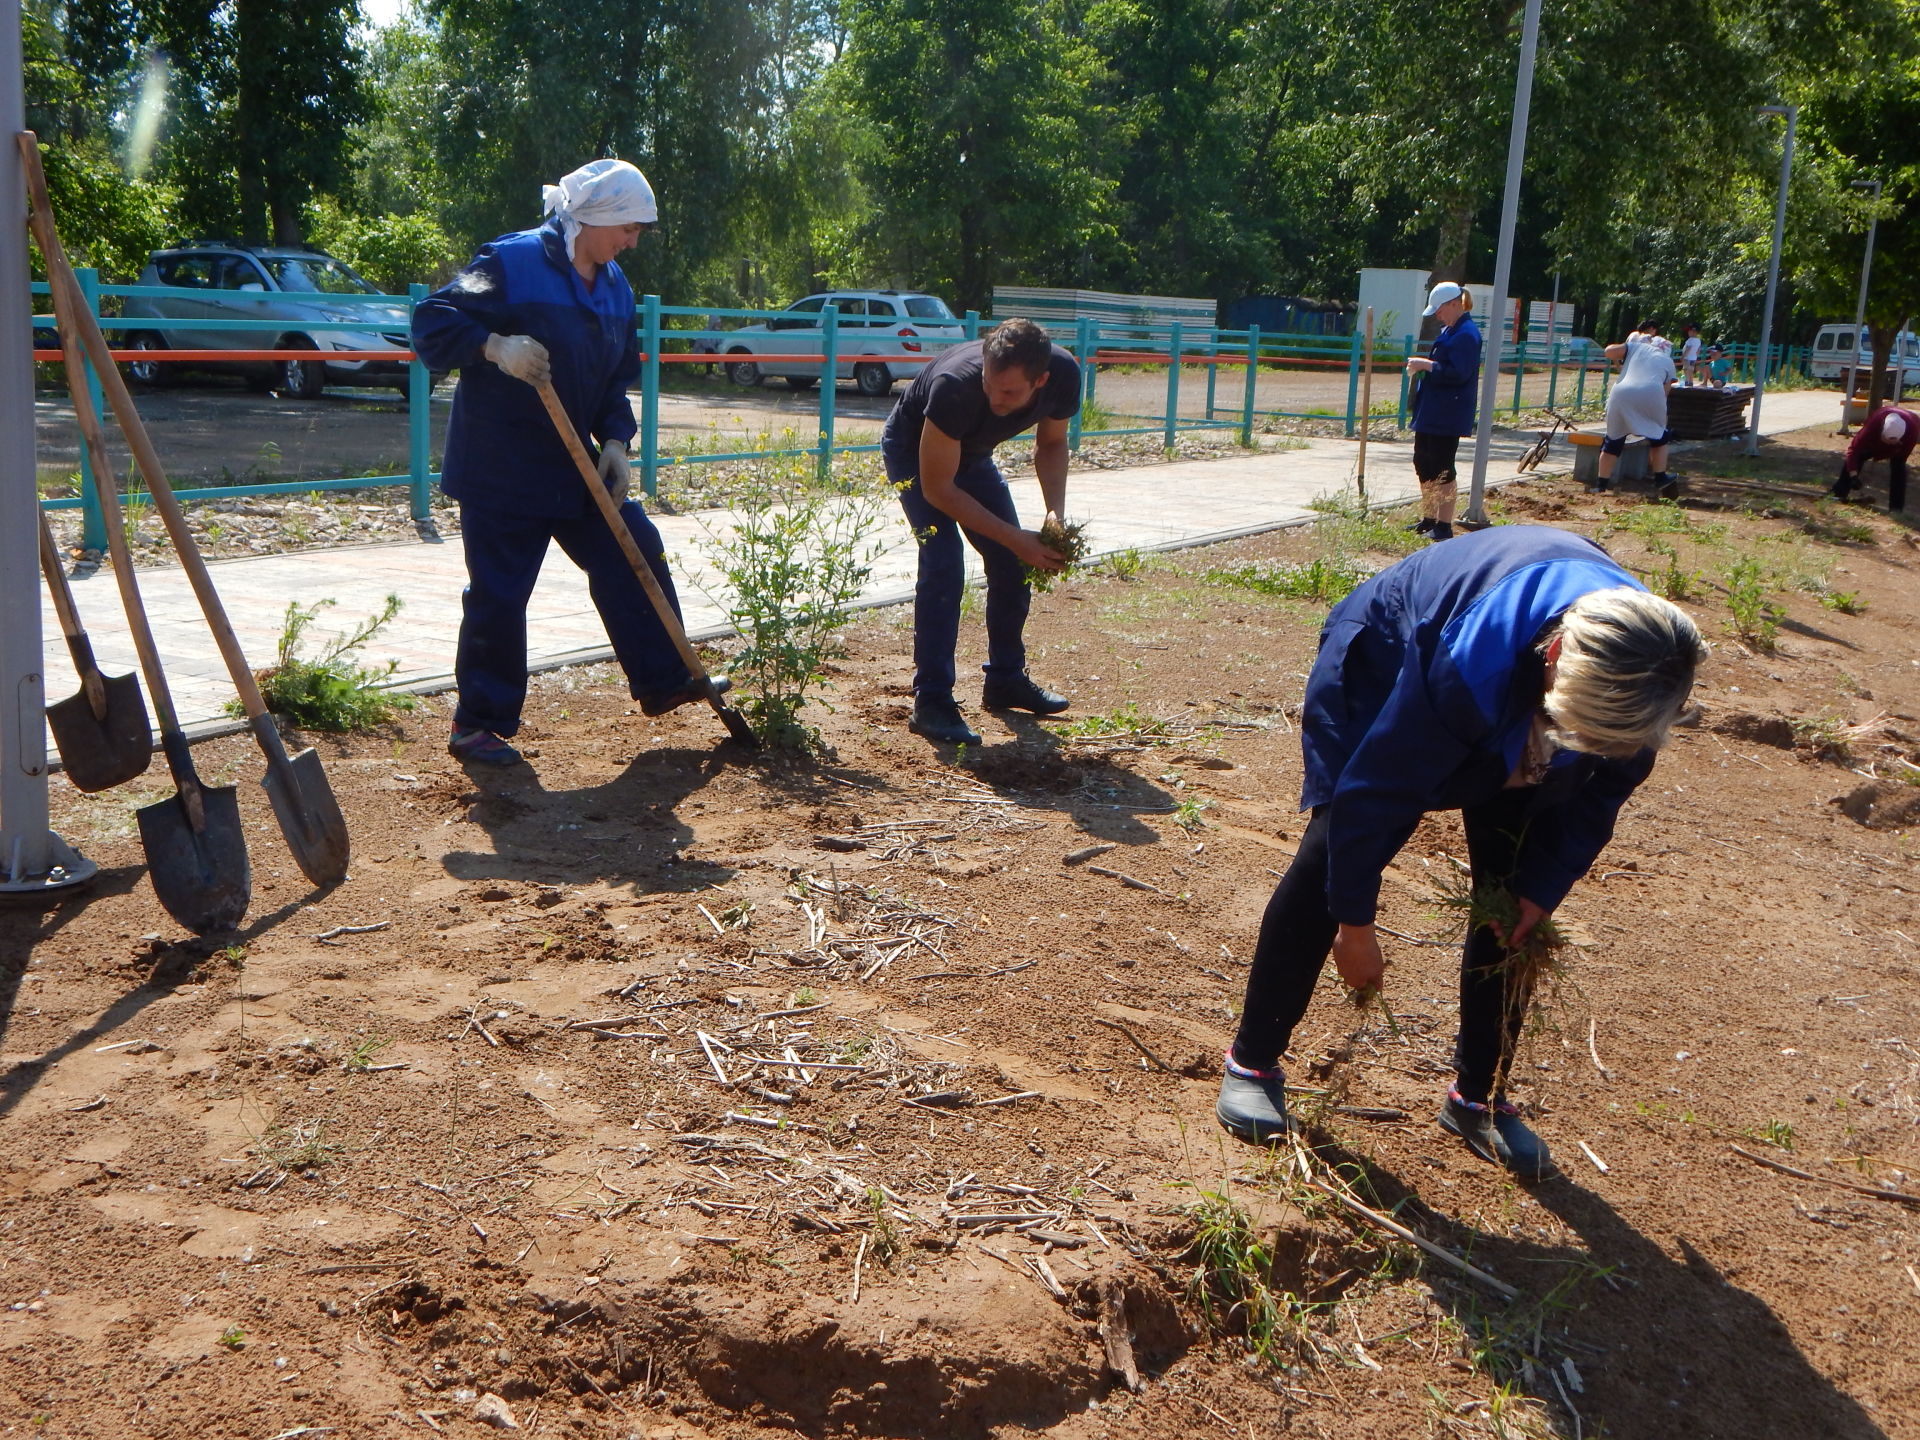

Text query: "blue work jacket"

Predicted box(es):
[412, 221, 640, 519]
[1411, 314, 1482, 437]
[1300, 525, 1656, 925]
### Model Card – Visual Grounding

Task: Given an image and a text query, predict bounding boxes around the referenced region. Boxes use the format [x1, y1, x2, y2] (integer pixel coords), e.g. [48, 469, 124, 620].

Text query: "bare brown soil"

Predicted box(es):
[4, 427, 1917, 1439]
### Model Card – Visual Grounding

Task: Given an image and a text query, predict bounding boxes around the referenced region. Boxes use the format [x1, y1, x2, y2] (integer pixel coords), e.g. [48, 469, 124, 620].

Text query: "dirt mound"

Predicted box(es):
[1709, 710, 1796, 748]
[1834, 780, 1920, 830]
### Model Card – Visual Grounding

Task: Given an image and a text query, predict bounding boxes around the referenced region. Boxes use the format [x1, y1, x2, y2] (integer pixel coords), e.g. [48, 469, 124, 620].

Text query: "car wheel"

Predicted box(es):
[785, 375, 818, 390]
[854, 363, 892, 398]
[726, 353, 762, 387]
[275, 343, 326, 400]
[125, 333, 174, 388]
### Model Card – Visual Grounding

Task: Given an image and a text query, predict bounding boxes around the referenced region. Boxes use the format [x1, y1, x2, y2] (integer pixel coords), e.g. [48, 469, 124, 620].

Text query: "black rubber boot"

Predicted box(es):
[1439, 1090, 1555, 1179]
[1217, 1053, 1292, 1144]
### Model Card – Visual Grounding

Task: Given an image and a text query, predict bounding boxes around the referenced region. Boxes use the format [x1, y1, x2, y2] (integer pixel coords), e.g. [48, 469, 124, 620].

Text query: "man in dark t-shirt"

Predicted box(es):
[881, 317, 1082, 745]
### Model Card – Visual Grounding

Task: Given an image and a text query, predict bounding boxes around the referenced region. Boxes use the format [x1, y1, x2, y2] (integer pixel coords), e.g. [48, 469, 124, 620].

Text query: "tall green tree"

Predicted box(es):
[837, 0, 1114, 310]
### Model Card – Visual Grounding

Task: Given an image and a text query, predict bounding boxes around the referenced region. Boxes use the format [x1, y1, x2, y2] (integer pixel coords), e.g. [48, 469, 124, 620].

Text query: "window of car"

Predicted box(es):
[832, 297, 870, 323]
[904, 296, 955, 320]
[1815, 332, 1834, 350]
[214, 255, 269, 291]
[156, 255, 219, 289]
[770, 295, 826, 330]
[260, 255, 379, 295]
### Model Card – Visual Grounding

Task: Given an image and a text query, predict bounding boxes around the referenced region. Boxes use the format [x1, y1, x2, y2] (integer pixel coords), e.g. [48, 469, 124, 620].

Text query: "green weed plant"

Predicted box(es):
[228, 593, 414, 731]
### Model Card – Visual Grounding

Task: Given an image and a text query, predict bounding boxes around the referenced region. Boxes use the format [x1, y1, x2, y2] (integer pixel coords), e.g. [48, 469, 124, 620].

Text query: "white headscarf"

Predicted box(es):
[541, 159, 658, 260]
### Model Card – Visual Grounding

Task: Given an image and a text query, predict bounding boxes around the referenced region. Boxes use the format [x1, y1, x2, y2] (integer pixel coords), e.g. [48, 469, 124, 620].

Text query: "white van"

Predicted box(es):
[1810, 323, 1920, 386]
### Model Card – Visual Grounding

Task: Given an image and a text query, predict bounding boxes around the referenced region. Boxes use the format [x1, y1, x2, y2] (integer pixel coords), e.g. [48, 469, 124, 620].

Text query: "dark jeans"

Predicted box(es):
[1833, 458, 1908, 512]
[1231, 790, 1546, 1104]
[454, 499, 690, 738]
[887, 450, 1030, 699]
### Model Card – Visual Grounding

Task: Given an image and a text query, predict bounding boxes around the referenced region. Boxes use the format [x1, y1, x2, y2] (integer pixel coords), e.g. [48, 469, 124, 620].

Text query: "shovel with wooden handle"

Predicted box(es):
[23, 168, 251, 931]
[531, 379, 758, 748]
[36, 509, 152, 792]
[20, 131, 348, 889]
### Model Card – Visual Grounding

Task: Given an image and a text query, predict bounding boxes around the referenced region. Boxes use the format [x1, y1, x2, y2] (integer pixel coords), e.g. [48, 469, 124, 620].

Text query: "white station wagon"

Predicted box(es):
[721, 290, 965, 396]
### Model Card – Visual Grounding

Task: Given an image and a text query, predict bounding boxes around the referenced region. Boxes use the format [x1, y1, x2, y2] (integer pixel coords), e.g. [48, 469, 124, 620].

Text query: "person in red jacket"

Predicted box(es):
[1831, 405, 1915, 513]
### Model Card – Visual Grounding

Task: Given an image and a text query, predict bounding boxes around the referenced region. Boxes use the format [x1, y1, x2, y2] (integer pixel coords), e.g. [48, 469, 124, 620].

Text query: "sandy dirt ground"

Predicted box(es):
[3, 427, 1917, 1439]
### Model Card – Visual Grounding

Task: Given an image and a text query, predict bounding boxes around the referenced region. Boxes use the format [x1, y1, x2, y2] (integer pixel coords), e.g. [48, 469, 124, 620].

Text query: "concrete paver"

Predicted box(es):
[37, 390, 1843, 736]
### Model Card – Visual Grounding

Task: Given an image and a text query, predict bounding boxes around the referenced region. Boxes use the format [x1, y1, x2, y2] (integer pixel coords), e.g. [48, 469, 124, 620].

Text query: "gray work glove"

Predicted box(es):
[597, 438, 631, 502]
[483, 332, 551, 386]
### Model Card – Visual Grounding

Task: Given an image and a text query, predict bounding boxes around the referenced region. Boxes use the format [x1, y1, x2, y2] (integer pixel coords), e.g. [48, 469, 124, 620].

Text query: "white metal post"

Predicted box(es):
[1747, 104, 1797, 457]
[1, 16, 95, 897]
[1840, 178, 1881, 435]
[1463, 0, 1544, 526]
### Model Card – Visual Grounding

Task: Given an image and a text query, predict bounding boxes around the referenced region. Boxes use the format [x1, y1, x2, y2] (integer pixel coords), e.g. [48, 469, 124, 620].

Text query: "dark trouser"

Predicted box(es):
[888, 451, 1030, 699]
[1412, 431, 1460, 518]
[1230, 789, 1545, 1104]
[453, 499, 690, 738]
[1833, 458, 1909, 511]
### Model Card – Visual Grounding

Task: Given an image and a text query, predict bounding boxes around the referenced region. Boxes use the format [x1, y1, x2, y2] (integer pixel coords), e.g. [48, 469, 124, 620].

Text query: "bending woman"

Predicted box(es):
[1217, 526, 1705, 1178]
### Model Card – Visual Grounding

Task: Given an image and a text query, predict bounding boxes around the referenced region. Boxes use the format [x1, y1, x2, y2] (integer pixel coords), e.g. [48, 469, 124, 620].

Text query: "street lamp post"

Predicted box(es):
[1, 5, 97, 897]
[1463, 0, 1545, 526]
[1747, 103, 1797, 457]
[1840, 178, 1882, 435]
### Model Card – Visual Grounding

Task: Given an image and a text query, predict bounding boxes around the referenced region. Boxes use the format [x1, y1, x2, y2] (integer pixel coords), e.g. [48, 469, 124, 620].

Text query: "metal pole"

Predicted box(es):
[1342, 325, 1362, 438]
[1068, 316, 1088, 451]
[1355, 307, 1374, 502]
[1840, 178, 1881, 435]
[74, 266, 107, 552]
[640, 293, 661, 496]
[1239, 324, 1259, 445]
[3, 106, 96, 886]
[818, 304, 839, 480]
[1463, 0, 1544, 525]
[407, 282, 433, 528]
[1746, 104, 1796, 457]
[1164, 321, 1182, 450]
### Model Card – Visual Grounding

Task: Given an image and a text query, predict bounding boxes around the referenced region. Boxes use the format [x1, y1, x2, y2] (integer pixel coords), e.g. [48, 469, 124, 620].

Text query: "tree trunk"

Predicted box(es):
[1865, 323, 1894, 417]
[234, 0, 268, 244]
[1421, 201, 1473, 339]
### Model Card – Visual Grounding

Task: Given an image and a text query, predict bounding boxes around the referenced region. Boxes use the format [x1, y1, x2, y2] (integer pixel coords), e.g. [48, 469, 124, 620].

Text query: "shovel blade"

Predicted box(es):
[46, 672, 152, 792]
[713, 696, 760, 749]
[137, 785, 252, 934]
[262, 745, 351, 887]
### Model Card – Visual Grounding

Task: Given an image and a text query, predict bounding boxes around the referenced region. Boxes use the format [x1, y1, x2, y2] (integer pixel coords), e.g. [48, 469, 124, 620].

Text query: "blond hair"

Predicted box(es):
[1542, 587, 1705, 756]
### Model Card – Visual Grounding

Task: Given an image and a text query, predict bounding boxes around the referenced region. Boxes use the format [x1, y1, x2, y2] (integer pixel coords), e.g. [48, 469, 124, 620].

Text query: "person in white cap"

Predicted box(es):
[1831, 404, 1915, 512]
[413, 159, 724, 766]
[1403, 281, 1481, 541]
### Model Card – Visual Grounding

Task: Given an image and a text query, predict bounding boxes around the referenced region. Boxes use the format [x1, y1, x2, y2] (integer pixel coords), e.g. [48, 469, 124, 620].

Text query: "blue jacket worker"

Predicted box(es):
[1217, 526, 1705, 1178]
[1404, 282, 1483, 542]
[881, 318, 1082, 746]
[413, 159, 720, 766]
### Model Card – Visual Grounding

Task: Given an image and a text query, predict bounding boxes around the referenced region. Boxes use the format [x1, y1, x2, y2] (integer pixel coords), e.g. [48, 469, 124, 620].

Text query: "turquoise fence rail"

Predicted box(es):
[29, 275, 1818, 541]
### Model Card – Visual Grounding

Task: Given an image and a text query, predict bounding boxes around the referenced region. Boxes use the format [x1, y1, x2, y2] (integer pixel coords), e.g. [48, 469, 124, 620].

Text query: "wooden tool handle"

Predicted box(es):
[36, 510, 107, 718]
[18, 132, 272, 726]
[533, 380, 711, 685]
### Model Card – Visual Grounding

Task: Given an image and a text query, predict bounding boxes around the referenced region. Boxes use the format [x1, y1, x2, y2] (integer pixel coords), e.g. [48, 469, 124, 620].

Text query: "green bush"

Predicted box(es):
[304, 196, 462, 292]
[229, 594, 414, 731]
[1204, 555, 1368, 605]
[698, 472, 889, 750]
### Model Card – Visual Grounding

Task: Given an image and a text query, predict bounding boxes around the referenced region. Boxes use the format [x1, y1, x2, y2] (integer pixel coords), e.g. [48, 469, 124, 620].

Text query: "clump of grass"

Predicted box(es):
[1747, 1119, 1795, 1151]
[866, 1187, 901, 1264]
[1348, 983, 1403, 1039]
[1723, 556, 1779, 650]
[1048, 702, 1179, 744]
[1790, 713, 1855, 763]
[228, 594, 414, 731]
[1184, 1190, 1303, 1364]
[1820, 589, 1866, 615]
[1204, 555, 1368, 605]
[1640, 538, 1703, 602]
[1025, 515, 1091, 593]
[343, 1035, 392, 1072]
[254, 1119, 342, 1173]
[1172, 795, 1212, 831]
[1100, 546, 1146, 581]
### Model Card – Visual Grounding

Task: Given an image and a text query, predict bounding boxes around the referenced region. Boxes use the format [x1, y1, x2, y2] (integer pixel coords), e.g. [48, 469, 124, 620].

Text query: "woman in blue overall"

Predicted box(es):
[1404, 282, 1482, 542]
[1216, 526, 1705, 1177]
[413, 159, 720, 765]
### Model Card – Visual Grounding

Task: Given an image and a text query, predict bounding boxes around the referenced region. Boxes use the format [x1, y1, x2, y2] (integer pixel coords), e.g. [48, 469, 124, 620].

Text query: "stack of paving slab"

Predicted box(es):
[1667, 384, 1754, 441]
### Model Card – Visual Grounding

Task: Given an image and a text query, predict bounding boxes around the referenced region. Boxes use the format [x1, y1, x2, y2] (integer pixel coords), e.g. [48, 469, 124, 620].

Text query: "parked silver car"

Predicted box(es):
[121, 243, 414, 398]
[721, 290, 964, 396]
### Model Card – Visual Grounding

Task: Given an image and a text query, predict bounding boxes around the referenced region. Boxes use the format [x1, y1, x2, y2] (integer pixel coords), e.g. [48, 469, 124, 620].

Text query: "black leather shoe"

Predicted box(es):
[1406, 516, 1435, 534]
[1440, 1090, 1555, 1179]
[909, 695, 982, 746]
[980, 672, 1070, 714]
[1217, 1054, 1292, 1144]
[639, 674, 731, 717]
